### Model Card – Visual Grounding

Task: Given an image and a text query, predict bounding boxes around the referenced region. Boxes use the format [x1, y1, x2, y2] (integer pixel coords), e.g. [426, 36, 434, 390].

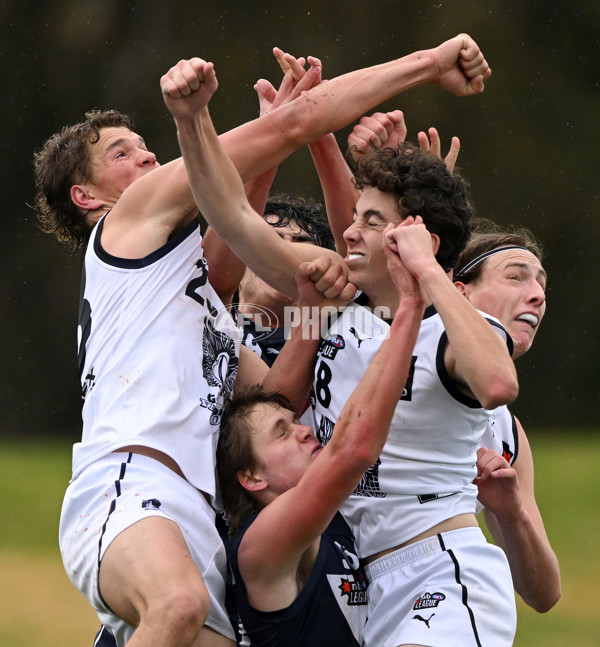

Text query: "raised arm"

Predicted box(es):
[110, 35, 491, 258]
[239, 218, 426, 584]
[219, 33, 491, 183]
[235, 254, 352, 413]
[385, 218, 518, 409]
[161, 59, 354, 300]
[204, 54, 310, 302]
[476, 418, 561, 612]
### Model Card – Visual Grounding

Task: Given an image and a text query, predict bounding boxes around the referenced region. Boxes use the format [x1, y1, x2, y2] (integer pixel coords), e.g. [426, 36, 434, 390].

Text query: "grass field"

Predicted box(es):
[1, 432, 598, 646]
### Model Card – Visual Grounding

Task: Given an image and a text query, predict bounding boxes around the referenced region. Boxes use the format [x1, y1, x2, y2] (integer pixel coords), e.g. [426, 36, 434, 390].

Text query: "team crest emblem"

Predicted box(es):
[316, 414, 335, 446]
[202, 319, 239, 396]
[353, 458, 385, 498]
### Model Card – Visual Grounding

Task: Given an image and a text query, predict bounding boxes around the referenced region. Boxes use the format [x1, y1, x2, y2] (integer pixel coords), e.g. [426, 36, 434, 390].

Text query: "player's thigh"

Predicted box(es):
[99, 515, 208, 625]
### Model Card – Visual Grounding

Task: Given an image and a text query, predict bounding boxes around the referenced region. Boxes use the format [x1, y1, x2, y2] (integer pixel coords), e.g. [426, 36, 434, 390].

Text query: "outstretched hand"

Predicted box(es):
[417, 127, 461, 173]
[254, 48, 323, 116]
[161, 58, 218, 119]
[432, 33, 492, 96]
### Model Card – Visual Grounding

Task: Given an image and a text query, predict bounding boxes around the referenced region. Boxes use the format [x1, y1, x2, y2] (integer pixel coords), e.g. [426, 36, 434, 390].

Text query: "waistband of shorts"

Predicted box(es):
[88, 451, 187, 484]
[365, 527, 485, 580]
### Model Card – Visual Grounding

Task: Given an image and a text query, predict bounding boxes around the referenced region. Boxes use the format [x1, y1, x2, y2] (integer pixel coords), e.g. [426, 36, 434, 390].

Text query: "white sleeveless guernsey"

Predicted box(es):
[73, 216, 241, 500]
[312, 300, 510, 557]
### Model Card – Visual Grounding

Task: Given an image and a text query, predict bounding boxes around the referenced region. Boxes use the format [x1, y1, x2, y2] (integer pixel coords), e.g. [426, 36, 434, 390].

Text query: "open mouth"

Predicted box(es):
[516, 313, 539, 327]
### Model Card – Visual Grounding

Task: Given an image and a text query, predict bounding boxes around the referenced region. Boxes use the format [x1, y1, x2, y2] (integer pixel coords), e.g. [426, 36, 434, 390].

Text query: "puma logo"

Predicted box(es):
[349, 327, 368, 347]
[412, 613, 435, 628]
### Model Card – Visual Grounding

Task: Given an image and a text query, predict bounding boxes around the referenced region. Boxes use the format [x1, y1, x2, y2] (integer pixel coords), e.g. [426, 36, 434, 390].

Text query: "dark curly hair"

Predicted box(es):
[264, 193, 335, 250]
[32, 109, 136, 254]
[348, 142, 476, 271]
[454, 218, 544, 284]
[216, 385, 295, 538]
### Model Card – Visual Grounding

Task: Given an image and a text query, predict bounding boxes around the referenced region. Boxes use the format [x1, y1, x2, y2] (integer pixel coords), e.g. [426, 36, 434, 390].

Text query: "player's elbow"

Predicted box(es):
[524, 582, 561, 613]
[478, 375, 519, 410]
[330, 422, 381, 473]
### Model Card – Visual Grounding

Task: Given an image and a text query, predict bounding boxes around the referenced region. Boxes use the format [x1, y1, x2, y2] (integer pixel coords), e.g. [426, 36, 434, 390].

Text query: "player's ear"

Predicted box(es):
[454, 280, 467, 295]
[430, 232, 440, 256]
[453, 280, 473, 302]
[70, 184, 103, 211]
[237, 470, 268, 493]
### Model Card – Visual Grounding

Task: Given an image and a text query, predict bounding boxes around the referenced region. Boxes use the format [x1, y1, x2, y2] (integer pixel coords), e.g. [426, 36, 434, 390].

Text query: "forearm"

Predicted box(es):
[485, 509, 561, 612]
[262, 311, 321, 414]
[175, 108, 303, 298]
[204, 165, 280, 303]
[244, 168, 278, 216]
[202, 227, 244, 304]
[420, 264, 518, 408]
[219, 48, 439, 183]
[308, 134, 358, 254]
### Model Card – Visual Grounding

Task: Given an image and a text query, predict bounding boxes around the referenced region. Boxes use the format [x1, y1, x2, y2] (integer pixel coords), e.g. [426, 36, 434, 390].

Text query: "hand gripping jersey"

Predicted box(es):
[311, 297, 511, 557]
[226, 512, 367, 647]
[73, 216, 241, 500]
[475, 405, 519, 516]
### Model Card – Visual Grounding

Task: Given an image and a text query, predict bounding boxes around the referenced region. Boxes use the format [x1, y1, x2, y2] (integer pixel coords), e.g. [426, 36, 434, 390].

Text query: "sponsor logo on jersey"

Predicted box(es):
[412, 613, 435, 628]
[338, 577, 367, 605]
[319, 334, 345, 360]
[413, 592, 446, 610]
[142, 498, 162, 511]
[349, 326, 369, 348]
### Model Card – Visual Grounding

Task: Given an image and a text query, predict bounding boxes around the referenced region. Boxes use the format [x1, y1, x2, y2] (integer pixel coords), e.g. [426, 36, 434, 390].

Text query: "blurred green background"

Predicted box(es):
[1, 0, 598, 644]
[2, 0, 599, 438]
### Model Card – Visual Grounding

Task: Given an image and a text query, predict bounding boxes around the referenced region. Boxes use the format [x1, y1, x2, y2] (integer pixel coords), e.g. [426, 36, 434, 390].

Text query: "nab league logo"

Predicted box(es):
[338, 577, 367, 605]
[413, 592, 446, 610]
[319, 334, 345, 360]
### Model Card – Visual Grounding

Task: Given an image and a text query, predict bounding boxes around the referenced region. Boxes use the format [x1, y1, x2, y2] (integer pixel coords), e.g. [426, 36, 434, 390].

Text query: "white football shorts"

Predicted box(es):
[364, 527, 516, 647]
[59, 452, 234, 645]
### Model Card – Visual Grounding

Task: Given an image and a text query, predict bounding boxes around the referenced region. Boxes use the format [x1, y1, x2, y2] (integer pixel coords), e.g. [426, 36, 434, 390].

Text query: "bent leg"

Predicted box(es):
[100, 516, 210, 647]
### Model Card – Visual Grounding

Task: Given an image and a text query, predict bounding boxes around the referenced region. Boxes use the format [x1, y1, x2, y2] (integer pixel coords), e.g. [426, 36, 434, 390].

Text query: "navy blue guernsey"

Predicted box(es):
[226, 512, 367, 646]
[233, 306, 287, 368]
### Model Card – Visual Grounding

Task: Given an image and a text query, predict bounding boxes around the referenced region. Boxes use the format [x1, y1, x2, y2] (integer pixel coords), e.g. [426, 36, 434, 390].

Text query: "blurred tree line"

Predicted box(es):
[1, 0, 598, 441]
